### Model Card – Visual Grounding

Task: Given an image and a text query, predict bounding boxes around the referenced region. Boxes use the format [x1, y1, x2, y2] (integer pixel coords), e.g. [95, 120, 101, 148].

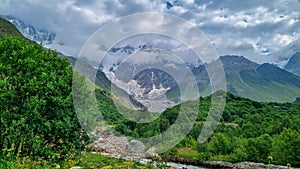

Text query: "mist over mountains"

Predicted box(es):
[2, 15, 300, 110]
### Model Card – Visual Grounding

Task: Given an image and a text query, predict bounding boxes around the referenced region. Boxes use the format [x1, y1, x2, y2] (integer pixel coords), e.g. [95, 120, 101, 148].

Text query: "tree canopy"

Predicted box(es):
[0, 35, 89, 160]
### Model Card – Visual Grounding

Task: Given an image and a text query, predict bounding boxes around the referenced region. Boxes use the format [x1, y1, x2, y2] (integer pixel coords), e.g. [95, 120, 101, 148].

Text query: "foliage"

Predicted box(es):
[1, 34, 300, 167]
[0, 35, 89, 161]
[270, 128, 300, 165]
[176, 148, 199, 160]
[0, 152, 151, 169]
[95, 87, 300, 166]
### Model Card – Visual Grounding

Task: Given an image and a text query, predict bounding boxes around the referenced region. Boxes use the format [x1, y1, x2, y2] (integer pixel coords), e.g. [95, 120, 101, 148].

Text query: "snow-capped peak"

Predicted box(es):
[1, 15, 56, 45]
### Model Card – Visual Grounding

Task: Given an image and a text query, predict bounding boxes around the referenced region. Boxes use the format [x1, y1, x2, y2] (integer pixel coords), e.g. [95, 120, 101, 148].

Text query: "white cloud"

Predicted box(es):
[171, 6, 188, 14]
[57, 0, 75, 12]
[274, 34, 294, 46]
[184, 0, 195, 5]
[1, 0, 300, 66]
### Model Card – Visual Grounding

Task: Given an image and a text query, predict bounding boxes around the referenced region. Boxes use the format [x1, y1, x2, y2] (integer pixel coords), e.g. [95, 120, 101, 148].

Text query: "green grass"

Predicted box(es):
[0, 152, 153, 169]
[0, 17, 23, 37]
[176, 148, 199, 160]
[226, 74, 300, 103]
[209, 154, 235, 162]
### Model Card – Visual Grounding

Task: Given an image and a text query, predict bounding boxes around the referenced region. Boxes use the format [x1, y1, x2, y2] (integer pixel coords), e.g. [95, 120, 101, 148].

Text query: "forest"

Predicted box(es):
[97, 88, 300, 166]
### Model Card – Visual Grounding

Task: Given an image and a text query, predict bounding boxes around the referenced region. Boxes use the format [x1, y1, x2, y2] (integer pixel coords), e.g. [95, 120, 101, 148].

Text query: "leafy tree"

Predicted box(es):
[160, 117, 170, 132]
[270, 128, 300, 165]
[196, 142, 209, 161]
[254, 134, 273, 162]
[207, 133, 231, 155]
[178, 136, 197, 148]
[232, 140, 248, 162]
[0, 35, 89, 160]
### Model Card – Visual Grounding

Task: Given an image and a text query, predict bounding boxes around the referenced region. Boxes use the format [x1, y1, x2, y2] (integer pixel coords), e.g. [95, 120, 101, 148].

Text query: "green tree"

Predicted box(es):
[255, 134, 273, 162]
[178, 136, 197, 148]
[207, 133, 231, 155]
[270, 128, 300, 166]
[160, 117, 170, 132]
[231, 137, 248, 162]
[196, 142, 209, 161]
[0, 35, 89, 160]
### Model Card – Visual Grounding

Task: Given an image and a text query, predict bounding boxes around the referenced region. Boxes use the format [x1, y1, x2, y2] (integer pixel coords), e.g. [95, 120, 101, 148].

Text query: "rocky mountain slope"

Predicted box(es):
[285, 52, 300, 76]
[0, 15, 56, 45]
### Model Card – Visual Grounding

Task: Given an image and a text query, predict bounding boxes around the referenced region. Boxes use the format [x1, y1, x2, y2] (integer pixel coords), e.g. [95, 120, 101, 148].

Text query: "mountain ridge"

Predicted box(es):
[285, 52, 300, 76]
[0, 15, 56, 45]
[1, 16, 300, 105]
[218, 55, 300, 102]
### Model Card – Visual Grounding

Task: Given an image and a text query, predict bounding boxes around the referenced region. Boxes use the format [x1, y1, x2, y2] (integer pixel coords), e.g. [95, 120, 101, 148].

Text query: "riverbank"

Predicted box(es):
[96, 152, 298, 169]
[201, 161, 298, 169]
[166, 156, 298, 169]
[91, 131, 298, 169]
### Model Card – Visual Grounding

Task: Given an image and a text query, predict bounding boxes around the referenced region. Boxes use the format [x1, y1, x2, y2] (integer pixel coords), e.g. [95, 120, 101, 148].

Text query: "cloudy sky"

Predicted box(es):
[1, 0, 300, 67]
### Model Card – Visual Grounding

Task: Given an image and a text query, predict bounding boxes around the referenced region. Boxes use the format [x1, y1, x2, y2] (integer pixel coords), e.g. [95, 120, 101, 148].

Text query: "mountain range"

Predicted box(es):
[1, 16, 300, 111]
[218, 55, 300, 102]
[0, 15, 56, 45]
[104, 45, 300, 105]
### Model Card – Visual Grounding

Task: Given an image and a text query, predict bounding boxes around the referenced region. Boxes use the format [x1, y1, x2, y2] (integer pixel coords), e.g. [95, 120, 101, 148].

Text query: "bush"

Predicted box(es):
[0, 35, 89, 161]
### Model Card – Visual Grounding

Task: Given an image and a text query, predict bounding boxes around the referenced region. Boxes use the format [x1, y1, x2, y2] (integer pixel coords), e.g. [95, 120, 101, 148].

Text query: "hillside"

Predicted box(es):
[222, 56, 300, 102]
[95, 87, 300, 166]
[190, 55, 300, 102]
[0, 17, 23, 37]
[1, 15, 56, 45]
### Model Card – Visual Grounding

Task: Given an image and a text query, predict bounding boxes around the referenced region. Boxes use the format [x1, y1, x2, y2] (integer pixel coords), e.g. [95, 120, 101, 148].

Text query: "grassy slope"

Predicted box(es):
[0, 152, 151, 169]
[226, 73, 300, 103]
[0, 17, 23, 37]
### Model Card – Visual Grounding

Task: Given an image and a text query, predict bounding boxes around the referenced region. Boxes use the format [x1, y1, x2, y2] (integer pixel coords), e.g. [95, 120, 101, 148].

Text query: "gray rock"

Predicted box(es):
[92, 134, 128, 155]
[126, 140, 146, 153]
[145, 147, 159, 158]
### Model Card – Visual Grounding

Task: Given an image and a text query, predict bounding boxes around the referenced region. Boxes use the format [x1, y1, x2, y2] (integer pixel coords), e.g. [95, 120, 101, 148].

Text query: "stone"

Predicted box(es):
[126, 140, 146, 153]
[145, 147, 159, 158]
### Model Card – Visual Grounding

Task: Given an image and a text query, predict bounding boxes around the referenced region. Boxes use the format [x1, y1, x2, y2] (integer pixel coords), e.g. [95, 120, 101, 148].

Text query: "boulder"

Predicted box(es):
[126, 140, 146, 153]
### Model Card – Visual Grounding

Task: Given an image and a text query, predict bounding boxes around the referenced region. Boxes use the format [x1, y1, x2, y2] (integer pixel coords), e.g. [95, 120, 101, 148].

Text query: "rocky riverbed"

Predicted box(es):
[201, 161, 298, 169]
[90, 129, 298, 169]
[91, 132, 205, 168]
[91, 133, 156, 159]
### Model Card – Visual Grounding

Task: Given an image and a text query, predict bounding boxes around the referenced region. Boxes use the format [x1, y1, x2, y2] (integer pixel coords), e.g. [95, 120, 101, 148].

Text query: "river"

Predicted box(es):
[166, 162, 206, 169]
[100, 152, 207, 169]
